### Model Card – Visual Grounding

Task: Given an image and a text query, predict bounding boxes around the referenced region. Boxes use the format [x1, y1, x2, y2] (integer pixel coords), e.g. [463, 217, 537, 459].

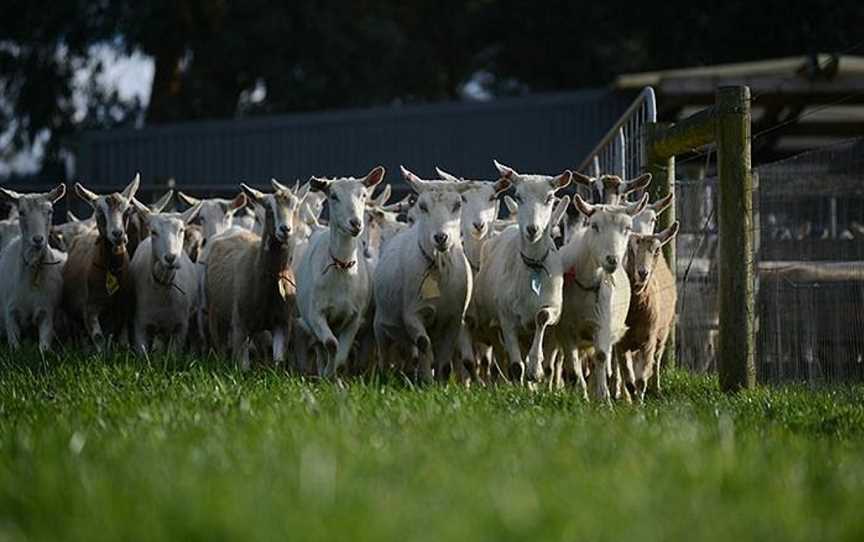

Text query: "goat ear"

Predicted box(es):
[492, 159, 518, 181]
[572, 194, 596, 217]
[435, 166, 461, 183]
[372, 184, 391, 207]
[625, 193, 649, 216]
[151, 189, 173, 213]
[181, 202, 203, 224]
[571, 171, 594, 186]
[122, 173, 141, 200]
[400, 165, 427, 193]
[0, 187, 22, 203]
[229, 193, 248, 212]
[504, 195, 519, 215]
[551, 170, 572, 191]
[651, 192, 674, 215]
[657, 221, 680, 246]
[271, 178, 290, 193]
[74, 183, 99, 205]
[623, 173, 652, 195]
[309, 176, 331, 193]
[177, 191, 200, 207]
[364, 166, 386, 188]
[551, 195, 571, 227]
[67, 210, 81, 223]
[492, 177, 511, 196]
[240, 183, 265, 204]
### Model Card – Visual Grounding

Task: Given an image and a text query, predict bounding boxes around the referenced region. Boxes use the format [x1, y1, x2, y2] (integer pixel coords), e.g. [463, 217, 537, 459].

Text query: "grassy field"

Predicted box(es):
[1, 348, 863, 541]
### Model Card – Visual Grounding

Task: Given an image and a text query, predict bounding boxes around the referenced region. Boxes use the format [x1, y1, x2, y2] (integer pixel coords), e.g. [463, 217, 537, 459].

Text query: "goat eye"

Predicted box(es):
[514, 194, 523, 203]
[419, 202, 428, 213]
[545, 195, 554, 205]
[452, 202, 462, 213]
[330, 194, 339, 202]
[591, 223, 599, 232]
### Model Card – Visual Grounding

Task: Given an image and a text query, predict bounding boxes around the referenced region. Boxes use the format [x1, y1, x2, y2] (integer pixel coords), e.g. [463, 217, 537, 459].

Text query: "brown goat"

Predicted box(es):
[204, 182, 303, 369]
[618, 221, 679, 402]
[62, 175, 140, 349]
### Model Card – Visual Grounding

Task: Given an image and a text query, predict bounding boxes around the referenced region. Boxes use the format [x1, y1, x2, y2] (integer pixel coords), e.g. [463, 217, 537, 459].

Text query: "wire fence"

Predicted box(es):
[675, 137, 864, 383]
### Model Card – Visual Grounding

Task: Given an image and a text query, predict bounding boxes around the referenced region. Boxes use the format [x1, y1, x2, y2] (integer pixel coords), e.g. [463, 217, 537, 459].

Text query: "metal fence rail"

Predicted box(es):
[576, 87, 656, 179]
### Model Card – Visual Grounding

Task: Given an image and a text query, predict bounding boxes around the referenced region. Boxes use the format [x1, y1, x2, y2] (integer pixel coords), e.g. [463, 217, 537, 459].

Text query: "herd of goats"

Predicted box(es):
[0, 161, 679, 403]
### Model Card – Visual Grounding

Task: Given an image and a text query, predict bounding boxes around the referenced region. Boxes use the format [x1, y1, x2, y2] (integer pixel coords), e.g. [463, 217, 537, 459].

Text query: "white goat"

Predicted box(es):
[373, 167, 473, 383]
[555, 194, 647, 402]
[295, 166, 385, 377]
[205, 182, 304, 369]
[129, 200, 202, 354]
[632, 193, 674, 234]
[473, 161, 571, 385]
[0, 185, 67, 351]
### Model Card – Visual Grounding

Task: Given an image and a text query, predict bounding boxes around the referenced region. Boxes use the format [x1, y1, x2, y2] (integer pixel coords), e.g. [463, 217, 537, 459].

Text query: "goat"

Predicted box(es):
[472, 161, 571, 385]
[62, 175, 140, 349]
[129, 200, 202, 354]
[618, 222, 679, 402]
[0, 184, 67, 351]
[205, 182, 303, 369]
[555, 194, 648, 403]
[295, 167, 385, 377]
[373, 167, 473, 383]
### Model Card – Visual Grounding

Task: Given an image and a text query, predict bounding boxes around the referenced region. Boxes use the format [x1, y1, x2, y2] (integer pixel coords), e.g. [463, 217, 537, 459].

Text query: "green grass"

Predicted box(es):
[1, 348, 863, 541]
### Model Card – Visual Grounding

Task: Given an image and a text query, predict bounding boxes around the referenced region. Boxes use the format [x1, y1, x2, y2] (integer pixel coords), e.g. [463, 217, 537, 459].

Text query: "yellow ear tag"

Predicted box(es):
[278, 278, 289, 300]
[106, 272, 120, 296]
[421, 273, 440, 300]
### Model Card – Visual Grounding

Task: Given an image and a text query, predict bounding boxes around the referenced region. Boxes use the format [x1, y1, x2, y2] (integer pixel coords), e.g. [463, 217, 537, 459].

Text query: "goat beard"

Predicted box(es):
[23, 244, 47, 268]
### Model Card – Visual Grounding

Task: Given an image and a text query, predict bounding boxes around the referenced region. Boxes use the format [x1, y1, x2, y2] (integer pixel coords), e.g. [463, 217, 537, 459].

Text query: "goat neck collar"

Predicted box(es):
[563, 266, 601, 293]
[22, 246, 59, 270]
[520, 247, 550, 277]
[151, 262, 185, 295]
[323, 248, 356, 275]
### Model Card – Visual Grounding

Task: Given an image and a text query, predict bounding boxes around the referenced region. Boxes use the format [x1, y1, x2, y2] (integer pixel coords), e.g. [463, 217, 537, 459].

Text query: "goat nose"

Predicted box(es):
[164, 253, 177, 264]
[349, 218, 362, 231]
[111, 229, 123, 239]
[279, 224, 291, 236]
[32, 235, 44, 246]
[605, 255, 618, 268]
[434, 233, 448, 246]
[473, 221, 483, 231]
[638, 269, 649, 280]
[526, 224, 539, 238]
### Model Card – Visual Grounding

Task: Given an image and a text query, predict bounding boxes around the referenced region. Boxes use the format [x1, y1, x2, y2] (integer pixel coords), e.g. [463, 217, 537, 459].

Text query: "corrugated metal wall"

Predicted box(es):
[76, 90, 629, 195]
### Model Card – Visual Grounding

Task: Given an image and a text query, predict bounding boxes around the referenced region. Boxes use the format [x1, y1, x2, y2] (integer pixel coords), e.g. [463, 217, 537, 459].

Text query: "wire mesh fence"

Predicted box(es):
[675, 137, 864, 383]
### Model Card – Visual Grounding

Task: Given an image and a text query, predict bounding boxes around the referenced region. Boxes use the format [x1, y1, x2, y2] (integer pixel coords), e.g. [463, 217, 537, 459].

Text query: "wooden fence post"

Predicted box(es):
[716, 86, 756, 391]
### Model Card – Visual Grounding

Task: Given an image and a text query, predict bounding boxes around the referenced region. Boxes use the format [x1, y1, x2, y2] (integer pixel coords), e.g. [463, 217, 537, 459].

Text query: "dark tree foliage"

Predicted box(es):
[1, 0, 861, 173]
